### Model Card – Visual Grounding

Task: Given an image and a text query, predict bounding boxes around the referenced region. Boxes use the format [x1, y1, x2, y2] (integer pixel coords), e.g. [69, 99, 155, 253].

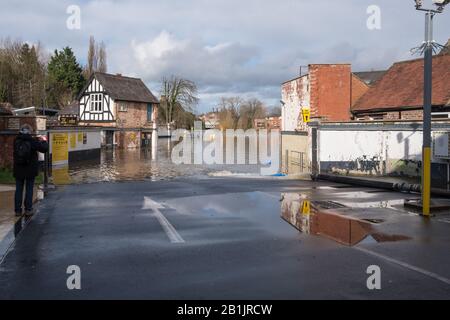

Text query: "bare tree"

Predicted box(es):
[240, 98, 267, 129]
[217, 97, 267, 129]
[86, 36, 96, 78]
[217, 97, 241, 130]
[98, 41, 107, 73]
[160, 76, 199, 132]
[84, 36, 107, 78]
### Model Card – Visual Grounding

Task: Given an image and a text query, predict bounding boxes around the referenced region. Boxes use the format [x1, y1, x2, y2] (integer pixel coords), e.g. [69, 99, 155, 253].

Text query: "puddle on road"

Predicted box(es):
[52, 138, 263, 185]
[280, 192, 411, 246]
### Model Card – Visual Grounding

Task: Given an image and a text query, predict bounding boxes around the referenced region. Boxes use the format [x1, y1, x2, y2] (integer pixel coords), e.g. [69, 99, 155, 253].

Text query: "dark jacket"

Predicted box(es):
[13, 134, 49, 179]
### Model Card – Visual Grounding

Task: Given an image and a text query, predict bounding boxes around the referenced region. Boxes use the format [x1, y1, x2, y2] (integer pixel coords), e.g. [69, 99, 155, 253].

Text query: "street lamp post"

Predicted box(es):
[413, 0, 448, 216]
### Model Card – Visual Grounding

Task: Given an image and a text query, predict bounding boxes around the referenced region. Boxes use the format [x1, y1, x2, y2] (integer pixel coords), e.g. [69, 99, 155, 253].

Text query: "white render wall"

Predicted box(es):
[281, 76, 310, 132]
[319, 130, 424, 163]
[318, 128, 450, 179]
[49, 130, 101, 154]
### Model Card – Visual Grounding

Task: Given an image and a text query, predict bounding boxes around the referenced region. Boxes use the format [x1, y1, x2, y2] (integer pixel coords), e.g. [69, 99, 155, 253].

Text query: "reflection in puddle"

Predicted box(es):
[14, 215, 32, 237]
[52, 138, 263, 185]
[281, 192, 411, 246]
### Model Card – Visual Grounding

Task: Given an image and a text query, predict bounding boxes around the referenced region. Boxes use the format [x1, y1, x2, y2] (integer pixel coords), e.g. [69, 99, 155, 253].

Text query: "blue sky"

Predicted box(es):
[1, 0, 449, 113]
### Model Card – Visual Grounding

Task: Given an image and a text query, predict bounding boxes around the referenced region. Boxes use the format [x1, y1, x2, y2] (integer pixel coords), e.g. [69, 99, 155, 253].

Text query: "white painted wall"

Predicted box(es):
[281, 76, 310, 132]
[49, 130, 101, 154]
[79, 78, 114, 121]
[319, 130, 426, 163]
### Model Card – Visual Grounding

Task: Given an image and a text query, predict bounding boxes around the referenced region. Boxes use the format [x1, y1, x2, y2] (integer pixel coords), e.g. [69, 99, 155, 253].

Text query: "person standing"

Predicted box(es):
[13, 124, 48, 217]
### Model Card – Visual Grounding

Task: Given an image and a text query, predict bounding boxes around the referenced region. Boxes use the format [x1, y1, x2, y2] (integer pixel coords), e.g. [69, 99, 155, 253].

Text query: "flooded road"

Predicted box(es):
[53, 138, 263, 184]
[2, 178, 450, 299]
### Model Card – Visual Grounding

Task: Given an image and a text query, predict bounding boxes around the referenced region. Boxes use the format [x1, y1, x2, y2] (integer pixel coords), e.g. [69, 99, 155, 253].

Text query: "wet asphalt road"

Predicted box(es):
[0, 177, 449, 299]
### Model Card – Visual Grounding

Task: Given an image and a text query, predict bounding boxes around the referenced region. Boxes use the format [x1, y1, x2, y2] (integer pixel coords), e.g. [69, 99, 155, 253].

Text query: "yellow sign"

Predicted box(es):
[302, 108, 311, 123]
[70, 133, 77, 149]
[52, 165, 71, 185]
[78, 132, 83, 142]
[301, 200, 311, 215]
[52, 133, 68, 164]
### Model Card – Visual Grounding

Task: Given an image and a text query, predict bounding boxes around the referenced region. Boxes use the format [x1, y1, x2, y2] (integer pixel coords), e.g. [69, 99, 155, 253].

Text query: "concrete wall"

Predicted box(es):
[281, 132, 309, 175]
[316, 122, 450, 188]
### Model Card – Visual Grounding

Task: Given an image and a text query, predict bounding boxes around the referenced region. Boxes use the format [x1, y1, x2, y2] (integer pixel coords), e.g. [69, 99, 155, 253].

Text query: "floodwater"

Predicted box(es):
[280, 191, 412, 246]
[51, 138, 264, 185]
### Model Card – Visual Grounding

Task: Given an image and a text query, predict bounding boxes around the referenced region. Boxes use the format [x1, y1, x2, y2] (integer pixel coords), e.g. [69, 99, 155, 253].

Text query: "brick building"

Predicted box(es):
[281, 64, 371, 131]
[352, 54, 450, 121]
[77, 72, 159, 148]
[253, 117, 281, 130]
[280, 64, 383, 175]
[200, 111, 220, 129]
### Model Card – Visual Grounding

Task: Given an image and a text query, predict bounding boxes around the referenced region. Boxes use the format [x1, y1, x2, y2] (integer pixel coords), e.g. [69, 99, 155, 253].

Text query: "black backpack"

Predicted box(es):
[14, 138, 32, 165]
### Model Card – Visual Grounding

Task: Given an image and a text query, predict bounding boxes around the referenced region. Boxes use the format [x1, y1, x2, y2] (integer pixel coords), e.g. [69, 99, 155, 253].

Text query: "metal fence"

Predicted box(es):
[284, 150, 307, 174]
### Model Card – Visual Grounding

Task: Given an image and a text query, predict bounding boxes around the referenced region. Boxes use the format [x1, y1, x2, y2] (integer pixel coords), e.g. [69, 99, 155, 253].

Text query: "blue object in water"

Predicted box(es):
[271, 173, 286, 177]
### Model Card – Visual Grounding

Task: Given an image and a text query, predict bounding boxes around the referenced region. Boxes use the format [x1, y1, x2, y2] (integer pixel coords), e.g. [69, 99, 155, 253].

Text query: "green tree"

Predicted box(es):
[47, 47, 85, 107]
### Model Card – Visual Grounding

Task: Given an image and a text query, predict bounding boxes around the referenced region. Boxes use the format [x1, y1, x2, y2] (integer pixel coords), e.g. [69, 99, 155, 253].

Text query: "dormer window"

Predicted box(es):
[90, 93, 103, 112]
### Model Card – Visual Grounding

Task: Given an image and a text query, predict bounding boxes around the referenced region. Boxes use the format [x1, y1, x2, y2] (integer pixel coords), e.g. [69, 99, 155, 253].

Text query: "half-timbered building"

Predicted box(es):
[77, 72, 159, 148]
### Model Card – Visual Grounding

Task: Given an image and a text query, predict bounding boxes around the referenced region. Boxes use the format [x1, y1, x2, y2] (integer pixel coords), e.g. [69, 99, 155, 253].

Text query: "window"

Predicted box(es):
[432, 112, 450, 119]
[90, 94, 103, 112]
[147, 104, 153, 122]
[370, 115, 384, 121]
[119, 103, 128, 112]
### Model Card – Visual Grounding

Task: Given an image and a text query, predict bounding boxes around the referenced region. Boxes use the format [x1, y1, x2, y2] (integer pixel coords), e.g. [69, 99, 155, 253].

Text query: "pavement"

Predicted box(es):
[0, 177, 449, 299]
[0, 185, 41, 250]
[318, 173, 450, 197]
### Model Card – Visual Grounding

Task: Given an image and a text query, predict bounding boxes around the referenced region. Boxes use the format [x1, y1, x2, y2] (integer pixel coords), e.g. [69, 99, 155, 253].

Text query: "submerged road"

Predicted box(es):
[0, 177, 449, 299]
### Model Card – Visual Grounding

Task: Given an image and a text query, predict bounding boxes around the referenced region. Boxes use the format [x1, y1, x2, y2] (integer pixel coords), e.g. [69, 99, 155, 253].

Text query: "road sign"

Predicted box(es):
[302, 108, 310, 123]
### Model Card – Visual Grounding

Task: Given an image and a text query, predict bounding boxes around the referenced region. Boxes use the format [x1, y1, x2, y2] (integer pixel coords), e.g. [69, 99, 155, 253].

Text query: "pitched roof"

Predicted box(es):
[353, 70, 386, 86]
[59, 101, 79, 115]
[81, 72, 159, 104]
[352, 54, 450, 113]
[438, 38, 449, 56]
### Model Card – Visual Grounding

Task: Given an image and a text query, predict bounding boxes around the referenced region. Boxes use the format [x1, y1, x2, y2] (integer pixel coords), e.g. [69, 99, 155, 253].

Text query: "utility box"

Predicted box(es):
[433, 132, 450, 159]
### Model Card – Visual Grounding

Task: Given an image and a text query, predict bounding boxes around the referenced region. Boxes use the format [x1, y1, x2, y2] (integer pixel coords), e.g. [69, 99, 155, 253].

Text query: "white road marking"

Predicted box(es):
[355, 246, 450, 286]
[438, 218, 450, 224]
[142, 196, 185, 244]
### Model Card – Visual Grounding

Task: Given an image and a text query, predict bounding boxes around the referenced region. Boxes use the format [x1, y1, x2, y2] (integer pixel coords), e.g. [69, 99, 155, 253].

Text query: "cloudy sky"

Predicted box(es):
[1, 0, 449, 113]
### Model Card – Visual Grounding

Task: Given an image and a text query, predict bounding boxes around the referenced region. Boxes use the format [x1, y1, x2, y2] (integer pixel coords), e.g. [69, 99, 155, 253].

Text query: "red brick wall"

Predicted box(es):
[399, 110, 423, 120]
[309, 64, 352, 121]
[115, 101, 153, 129]
[0, 116, 43, 169]
[0, 135, 16, 169]
[354, 109, 423, 121]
